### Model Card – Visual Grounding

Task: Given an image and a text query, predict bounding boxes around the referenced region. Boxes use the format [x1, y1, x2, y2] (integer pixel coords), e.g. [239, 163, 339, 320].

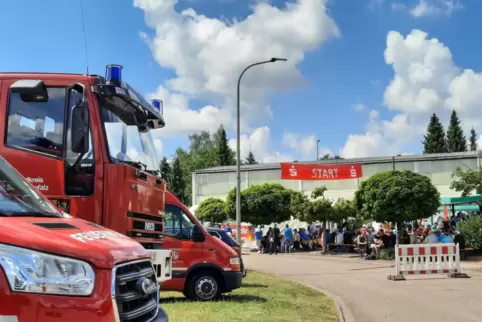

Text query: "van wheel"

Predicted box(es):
[186, 271, 222, 301]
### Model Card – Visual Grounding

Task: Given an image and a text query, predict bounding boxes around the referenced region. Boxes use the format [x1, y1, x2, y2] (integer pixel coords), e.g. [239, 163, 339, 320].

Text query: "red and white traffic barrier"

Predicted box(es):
[388, 243, 469, 281]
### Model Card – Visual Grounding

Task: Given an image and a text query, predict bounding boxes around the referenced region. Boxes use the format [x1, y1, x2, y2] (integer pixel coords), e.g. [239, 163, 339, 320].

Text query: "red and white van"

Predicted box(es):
[161, 191, 243, 301]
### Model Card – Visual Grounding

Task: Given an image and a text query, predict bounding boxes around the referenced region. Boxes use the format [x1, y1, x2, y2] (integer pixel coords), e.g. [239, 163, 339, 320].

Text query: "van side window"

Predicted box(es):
[65, 87, 94, 196]
[5, 87, 66, 158]
[165, 204, 195, 241]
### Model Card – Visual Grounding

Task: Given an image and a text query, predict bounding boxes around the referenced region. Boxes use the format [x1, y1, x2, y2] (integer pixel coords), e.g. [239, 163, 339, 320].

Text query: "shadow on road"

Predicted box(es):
[241, 283, 268, 288]
[161, 294, 268, 304]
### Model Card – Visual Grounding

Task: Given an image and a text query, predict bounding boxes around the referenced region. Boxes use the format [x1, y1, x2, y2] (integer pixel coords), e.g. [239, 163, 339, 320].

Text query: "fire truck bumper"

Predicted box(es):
[0, 291, 169, 322]
[153, 305, 169, 322]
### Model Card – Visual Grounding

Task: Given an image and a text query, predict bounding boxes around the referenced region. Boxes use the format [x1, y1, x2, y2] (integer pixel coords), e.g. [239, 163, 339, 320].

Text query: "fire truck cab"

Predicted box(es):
[0, 65, 172, 283]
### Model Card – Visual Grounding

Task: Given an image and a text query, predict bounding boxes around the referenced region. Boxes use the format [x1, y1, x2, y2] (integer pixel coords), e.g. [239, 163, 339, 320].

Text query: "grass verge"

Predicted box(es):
[160, 270, 338, 322]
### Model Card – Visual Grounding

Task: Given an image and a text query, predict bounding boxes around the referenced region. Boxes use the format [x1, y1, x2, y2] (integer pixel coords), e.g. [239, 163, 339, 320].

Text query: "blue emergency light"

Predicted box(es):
[151, 99, 163, 115]
[105, 64, 123, 86]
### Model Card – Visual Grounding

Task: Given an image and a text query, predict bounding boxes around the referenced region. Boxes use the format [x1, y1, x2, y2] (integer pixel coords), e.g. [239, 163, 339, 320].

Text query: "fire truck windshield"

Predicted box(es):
[100, 105, 159, 173]
[0, 157, 61, 217]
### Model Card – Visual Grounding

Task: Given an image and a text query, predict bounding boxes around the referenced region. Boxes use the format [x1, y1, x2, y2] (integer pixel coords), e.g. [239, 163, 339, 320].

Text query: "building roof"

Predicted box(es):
[194, 151, 479, 174]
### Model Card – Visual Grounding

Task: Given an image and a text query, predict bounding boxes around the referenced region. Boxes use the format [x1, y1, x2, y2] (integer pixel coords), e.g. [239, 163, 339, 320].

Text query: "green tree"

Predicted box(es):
[321, 154, 342, 160]
[457, 216, 482, 252]
[332, 199, 357, 223]
[423, 113, 448, 153]
[450, 167, 482, 197]
[195, 198, 228, 223]
[311, 186, 328, 199]
[469, 127, 478, 152]
[354, 170, 440, 242]
[160, 157, 171, 185]
[215, 125, 236, 166]
[447, 110, 467, 152]
[225, 183, 294, 225]
[245, 151, 258, 164]
[174, 131, 219, 205]
[294, 186, 333, 223]
[290, 191, 312, 220]
[170, 157, 186, 203]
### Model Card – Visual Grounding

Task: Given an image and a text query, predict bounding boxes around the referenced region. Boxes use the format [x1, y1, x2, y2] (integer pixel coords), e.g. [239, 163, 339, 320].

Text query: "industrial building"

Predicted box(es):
[191, 151, 480, 206]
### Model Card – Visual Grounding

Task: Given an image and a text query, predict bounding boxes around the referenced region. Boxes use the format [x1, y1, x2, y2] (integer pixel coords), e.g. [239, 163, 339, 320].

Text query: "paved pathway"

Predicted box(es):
[243, 253, 482, 322]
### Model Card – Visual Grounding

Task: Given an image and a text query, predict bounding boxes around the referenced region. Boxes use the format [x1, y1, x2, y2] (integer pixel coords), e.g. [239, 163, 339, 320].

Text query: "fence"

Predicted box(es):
[388, 243, 469, 281]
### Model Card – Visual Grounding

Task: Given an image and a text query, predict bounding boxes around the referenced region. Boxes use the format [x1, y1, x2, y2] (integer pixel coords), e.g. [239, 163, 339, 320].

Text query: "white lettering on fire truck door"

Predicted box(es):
[26, 176, 49, 191]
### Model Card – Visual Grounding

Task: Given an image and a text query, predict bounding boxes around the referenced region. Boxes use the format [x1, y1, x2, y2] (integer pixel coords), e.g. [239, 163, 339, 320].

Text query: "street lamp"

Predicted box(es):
[235, 57, 287, 242]
[316, 139, 320, 160]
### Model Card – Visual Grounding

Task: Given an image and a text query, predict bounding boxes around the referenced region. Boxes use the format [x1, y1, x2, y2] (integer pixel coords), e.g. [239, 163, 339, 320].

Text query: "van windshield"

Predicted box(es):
[0, 157, 61, 217]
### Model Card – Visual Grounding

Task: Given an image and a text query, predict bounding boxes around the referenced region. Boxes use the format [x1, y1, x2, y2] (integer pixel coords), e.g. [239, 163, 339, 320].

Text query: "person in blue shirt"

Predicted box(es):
[225, 226, 233, 234]
[254, 225, 263, 253]
[284, 224, 293, 253]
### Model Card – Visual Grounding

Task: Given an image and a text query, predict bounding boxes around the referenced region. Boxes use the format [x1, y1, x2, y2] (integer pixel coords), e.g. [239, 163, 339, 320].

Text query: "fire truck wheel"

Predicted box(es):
[186, 271, 222, 301]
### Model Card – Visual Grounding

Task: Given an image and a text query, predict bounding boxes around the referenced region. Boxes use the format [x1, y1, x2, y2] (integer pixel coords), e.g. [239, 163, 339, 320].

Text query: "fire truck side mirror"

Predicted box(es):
[71, 104, 89, 154]
[68, 84, 89, 154]
[191, 224, 206, 242]
[10, 80, 48, 102]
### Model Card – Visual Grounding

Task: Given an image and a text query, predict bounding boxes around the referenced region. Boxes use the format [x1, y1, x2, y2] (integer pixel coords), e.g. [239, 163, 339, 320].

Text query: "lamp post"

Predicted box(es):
[316, 139, 320, 160]
[235, 57, 287, 242]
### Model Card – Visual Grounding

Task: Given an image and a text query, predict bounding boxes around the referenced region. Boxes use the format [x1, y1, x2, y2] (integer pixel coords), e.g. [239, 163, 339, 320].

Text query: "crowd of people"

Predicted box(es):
[252, 214, 468, 259]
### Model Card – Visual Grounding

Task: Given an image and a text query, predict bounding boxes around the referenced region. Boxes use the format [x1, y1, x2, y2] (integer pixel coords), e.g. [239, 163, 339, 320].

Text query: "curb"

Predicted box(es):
[294, 281, 356, 322]
[248, 269, 356, 322]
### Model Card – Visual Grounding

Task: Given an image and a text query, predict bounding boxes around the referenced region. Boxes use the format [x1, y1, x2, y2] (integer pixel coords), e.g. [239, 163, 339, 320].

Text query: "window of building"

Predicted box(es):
[198, 174, 208, 185]
[164, 204, 195, 240]
[416, 161, 432, 174]
[6, 87, 66, 158]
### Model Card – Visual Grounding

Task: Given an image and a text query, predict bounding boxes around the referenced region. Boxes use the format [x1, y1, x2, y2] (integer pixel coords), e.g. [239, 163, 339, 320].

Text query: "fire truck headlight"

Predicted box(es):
[0, 244, 95, 296]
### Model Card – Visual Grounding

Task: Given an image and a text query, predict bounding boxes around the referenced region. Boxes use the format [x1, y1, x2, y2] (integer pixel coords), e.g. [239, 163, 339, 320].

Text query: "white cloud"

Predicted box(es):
[135, 0, 339, 161]
[353, 103, 366, 112]
[410, 0, 463, 18]
[342, 28, 482, 158]
[391, 0, 463, 17]
[147, 85, 233, 136]
[391, 3, 407, 11]
[153, 137, 164, 160]
[368, 0, 385, 10]
[228, 126, 292, 163]
[281, 132, 330, 160]
[476, 135, 482, 151]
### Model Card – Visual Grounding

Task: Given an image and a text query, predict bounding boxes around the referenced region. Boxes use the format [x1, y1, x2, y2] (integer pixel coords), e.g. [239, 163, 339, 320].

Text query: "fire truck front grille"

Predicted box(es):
[112, 259, 159, 322]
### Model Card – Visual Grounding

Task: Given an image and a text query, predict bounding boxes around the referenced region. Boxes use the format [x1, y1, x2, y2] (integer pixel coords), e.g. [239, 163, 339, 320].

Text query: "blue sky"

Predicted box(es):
[1, 0, 481, 163]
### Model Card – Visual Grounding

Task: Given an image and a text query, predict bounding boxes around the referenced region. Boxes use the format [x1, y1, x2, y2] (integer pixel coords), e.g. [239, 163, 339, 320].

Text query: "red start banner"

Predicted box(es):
[280, 163, 363, 180]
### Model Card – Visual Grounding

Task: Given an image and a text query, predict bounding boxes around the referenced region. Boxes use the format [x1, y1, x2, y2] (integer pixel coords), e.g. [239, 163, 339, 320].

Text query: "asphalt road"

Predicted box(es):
[242, 253, 482, 322]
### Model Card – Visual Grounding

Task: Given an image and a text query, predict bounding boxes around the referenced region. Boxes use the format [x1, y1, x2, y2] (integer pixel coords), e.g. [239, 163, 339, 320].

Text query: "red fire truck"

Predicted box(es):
[0, 65, 171, 283]
[0, 156, 168, 321]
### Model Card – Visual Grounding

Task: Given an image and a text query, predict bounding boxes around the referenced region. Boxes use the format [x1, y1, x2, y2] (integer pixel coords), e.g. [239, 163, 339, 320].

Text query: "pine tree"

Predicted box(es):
[245, 151, 258, 164]
[422, 113, 448, 154]
[469, 127, 478, 152]
[170, 157, 185, 203]
[215, 125, 236, 166]
[447, 110, 467, 152]
[160, 157, 171, 182]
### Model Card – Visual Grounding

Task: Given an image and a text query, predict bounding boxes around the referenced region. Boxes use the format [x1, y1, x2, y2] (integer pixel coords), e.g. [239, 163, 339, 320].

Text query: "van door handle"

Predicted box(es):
[209, 248, 215, 251]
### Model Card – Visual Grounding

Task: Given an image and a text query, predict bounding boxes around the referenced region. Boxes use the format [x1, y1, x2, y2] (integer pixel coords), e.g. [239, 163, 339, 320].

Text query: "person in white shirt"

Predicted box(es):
[335, 229, 344, 244]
